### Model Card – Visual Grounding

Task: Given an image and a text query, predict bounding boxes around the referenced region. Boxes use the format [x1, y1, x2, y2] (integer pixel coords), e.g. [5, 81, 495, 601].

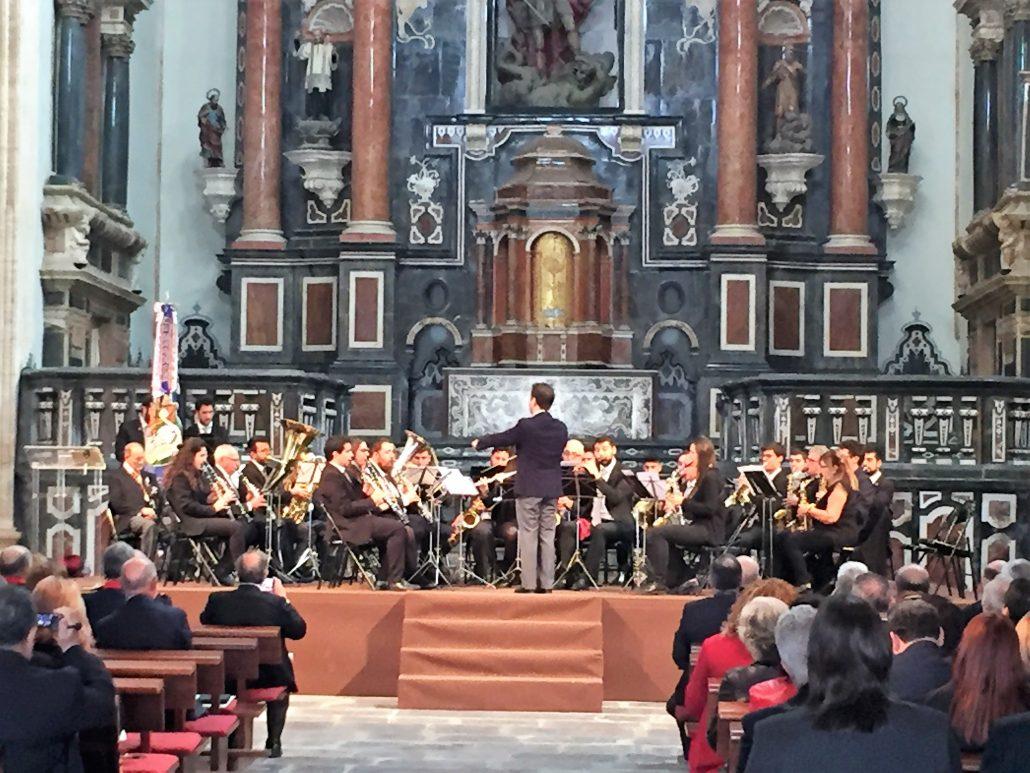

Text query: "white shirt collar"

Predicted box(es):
[869, 470, 882, 484]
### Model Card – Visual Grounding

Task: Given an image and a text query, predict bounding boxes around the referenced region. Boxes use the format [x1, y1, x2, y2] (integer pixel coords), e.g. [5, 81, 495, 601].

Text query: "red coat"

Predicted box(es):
[681, 632, 752, 771]
[748, 675, 798, 710]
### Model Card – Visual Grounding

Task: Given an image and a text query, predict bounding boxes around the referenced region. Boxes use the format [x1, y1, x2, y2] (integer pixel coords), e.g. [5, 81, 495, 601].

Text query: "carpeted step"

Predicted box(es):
[403, 591, 602, 623]
[397, 673, 604, 712]
[400, 646, 603, 680]
[401, 618, 602, 650]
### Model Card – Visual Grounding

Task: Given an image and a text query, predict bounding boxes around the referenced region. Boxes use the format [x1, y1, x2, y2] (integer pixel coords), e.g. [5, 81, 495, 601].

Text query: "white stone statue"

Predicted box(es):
[295, 29, 338, 93]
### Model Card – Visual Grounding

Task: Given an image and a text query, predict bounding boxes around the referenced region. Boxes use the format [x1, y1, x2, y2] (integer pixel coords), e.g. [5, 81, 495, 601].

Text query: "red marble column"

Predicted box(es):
[712, 0, 763, 246]
[340, 0, 396, 242]
[233, 0, 285, 249]
[826, 0, 876, 255]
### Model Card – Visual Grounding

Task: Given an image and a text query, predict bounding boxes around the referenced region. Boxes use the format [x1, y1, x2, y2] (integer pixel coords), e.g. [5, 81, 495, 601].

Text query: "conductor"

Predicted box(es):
[472, 383, 568, 593]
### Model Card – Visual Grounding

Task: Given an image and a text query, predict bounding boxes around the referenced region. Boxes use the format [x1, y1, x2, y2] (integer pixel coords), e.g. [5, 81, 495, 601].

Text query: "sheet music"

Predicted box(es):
[635, 471, 666, 499]
[437, 468, 479, 497]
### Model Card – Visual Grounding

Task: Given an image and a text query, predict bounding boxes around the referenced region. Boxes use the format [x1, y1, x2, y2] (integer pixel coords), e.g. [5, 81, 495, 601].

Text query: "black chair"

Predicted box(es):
[165, 533, 228, 586]
[912, 502, 976, 599]
[323, 538, 380, 589]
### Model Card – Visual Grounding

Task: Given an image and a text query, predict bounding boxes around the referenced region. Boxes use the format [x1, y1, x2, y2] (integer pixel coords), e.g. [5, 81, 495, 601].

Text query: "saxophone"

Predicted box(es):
[653, 473, 685, 529]
[786, 476, 821, 532]
[774, 471, 809, 524]
[448, 498, 485, 545]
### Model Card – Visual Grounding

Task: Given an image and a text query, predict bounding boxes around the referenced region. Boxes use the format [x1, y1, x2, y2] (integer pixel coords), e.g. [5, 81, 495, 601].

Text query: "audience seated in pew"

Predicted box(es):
[887, 598, 951, 704]
[0, 584, 116, 773]
[95, 556, 191, 651]
[850, 571, 893, 619]
[745, 596, 960, 773]
[894, 564, 964, 655]
[736, 604, 817, 772]
[926, 613, 1030, 753]
[199, 549, 307, 759]
[831, 561, 869, 598]
[0, 544, 31, 586]
[1002, 578, 1029, 626]
[681, 578, 797, 773]
[83, 542, 134, 628]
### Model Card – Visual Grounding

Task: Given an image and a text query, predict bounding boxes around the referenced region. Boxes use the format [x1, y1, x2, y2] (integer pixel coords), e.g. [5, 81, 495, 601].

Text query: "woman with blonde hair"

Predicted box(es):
[31, 575, 95, 653]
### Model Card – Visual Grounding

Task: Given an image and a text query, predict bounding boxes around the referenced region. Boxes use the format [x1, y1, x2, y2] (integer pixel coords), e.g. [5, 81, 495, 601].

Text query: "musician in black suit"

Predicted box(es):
[728, 442, 790, 573]
[105, 442, 161, 558]
[572, 436, 636, 590]
[200, 550, 307, 758]
[113, 394, 150, 462]
[83, 542, 134, 628]
[182, 397, 229, 455]
[473, 382, 569, 593]
[94, 556, 192, 650]
[313, 436, 411, 590]
[853, 446, 896, 575]
[0, 585, 116, 773]
[164, 437, 249, 565]
[642, 437, 726, 593]
[369, 438, 431, 585]
[555, 440, 596, 586]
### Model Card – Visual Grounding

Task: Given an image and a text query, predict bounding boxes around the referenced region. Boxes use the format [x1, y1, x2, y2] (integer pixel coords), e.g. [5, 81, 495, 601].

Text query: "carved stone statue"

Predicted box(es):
[762, 46, 811, 154]
[197, 89, 227, 168]
[497, 0, 615, 109]
[295, 29, 338, 94]
[886, 96, 916, 173]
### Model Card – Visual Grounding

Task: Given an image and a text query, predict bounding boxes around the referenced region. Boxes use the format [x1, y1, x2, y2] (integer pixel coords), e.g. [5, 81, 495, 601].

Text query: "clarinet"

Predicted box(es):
[200, 463, 250, 521]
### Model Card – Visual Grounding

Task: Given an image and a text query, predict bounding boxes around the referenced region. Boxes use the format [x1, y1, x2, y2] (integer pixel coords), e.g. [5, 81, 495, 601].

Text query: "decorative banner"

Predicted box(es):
[151, 302, 179, 398]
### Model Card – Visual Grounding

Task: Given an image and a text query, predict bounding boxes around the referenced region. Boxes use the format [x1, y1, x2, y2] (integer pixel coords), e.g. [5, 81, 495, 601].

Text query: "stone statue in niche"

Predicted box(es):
[295, 28, 338, 119]
[496, 0, 616, 108]
[197, 88, 227, 168]
[886, 96, 915, 173]
[762, 47, 812, 153]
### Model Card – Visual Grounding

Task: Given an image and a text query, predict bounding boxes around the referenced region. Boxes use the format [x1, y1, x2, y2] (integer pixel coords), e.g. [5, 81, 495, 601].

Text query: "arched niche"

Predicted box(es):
[531, 231, 575, 329]
[758, 1, 811, 46]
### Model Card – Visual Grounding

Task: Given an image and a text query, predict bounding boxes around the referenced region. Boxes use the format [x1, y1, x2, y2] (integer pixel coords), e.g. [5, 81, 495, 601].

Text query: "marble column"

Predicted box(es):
[340, 0, 396, 242]
[100, 32, 133, 208]
[712, 0, 762, 246]
[826, 0, 876, 254]
[1005, 1, 1030, 186]
[234, 0, 285, 248]
[970, 36, 1001, 210]
[53, 0, 95, 183]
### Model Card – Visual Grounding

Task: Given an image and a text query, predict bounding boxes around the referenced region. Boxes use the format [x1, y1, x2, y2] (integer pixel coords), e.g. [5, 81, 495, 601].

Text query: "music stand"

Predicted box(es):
[407, 465, 457, 587]
[555, 464, 598, 588]
[625, 471, 665, 587]
[912, 502, 976, 600]
[738, 466, 780, 577]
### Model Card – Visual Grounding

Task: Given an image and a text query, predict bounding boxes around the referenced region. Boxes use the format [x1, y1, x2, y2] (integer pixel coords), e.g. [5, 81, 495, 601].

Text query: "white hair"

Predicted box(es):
[737, 597, 789, 661]
[983, 576, 1012, 614]
[833, 561, 869, 595]
[775, 605, 817, 686]
[1002, 559, 1030, 582]
[738, 555, 760, 587]
[213, 444, 239, 464]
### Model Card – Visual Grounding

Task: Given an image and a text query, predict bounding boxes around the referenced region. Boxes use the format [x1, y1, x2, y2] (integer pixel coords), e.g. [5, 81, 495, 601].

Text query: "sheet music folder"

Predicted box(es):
[739, 465, 779, 498]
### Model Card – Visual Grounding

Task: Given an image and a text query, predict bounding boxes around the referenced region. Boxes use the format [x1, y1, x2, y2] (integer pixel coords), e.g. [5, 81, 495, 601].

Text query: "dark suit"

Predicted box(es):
[0, 646, 116, 773]
[183, 421, 229, 455]
[646, 468, 727, 588]
[853, 472, 895, 574]
[584, 461, 637, 580]
[114, 416, 145, 463]
[737, 687, 807, 773]
[981, 711, 1030, 773]
[105, 466, 161, 557]
[166, 471, 249, 560]
[82, 585, 125, 629]
[888, 639, 951, 703]
[313, 463, 405, 582]
[94, 594, 192, 650]
[477, 411, 569, 590]
[745, 699, 960, 772]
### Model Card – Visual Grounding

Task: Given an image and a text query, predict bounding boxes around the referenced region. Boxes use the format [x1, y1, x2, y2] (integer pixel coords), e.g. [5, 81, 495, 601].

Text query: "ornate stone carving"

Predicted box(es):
[284, 119, 351, 209]
[969, 34, 1002, 62]
[1005, 0, 1030, 23]
[663, 158, 700, 246]
[101, 32, 135, 59]
[883, 314, 953, 376]
[56, 0, 96, 22]
[677, 0, 716, 55]
[178, 316, 226, 369]
[406, 156, 444, 246]
[756, 152, 823, 210]
[874, 172, 922, 229]
[302, 0, 355, 38]
[196, 167, 239, 223]
[991, 190, 1030, 271]
[397, 0, 435, 49]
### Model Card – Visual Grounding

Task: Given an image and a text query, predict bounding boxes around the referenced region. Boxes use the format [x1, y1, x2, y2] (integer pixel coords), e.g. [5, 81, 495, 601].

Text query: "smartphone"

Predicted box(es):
[36, 613, 59, 630]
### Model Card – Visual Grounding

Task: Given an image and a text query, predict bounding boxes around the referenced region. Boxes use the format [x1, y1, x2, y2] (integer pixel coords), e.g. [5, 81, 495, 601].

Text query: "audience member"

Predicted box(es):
[850, 571, 892, 618]
[746, 596, 959, 772]
[94, 556, 191, 650]
[737, 605, 818, 772]
[832, 561, 869, 597]
[0, 544, 31, 585]
[893, 563, 963, 654]
[887, 599, 950, 703]
[1017, 615, 1030, 675]
[895, 563, 930, 594]
[199, 550, 307, 758]
[926, 613, 1030, 751]
[738, 555, 760, 587]
[31, 576, 95, 657]
[83, 542, 135, 628]
[1002, 578, 1030, 625]
[24, 552, 64, 590]
[980, 710, 1030, 773]
[963, 560, 1009, 626]
[0, 585, 116, 773]
[1001, 558, 1030, 581]
[681, 579, 796, 772]
[982, 577, 1012, 616]
[984, 559, 1007, 583]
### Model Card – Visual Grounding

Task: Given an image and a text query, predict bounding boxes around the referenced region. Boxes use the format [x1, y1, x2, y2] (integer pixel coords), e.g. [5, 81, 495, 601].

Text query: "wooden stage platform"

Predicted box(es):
[163, 584, 692, 712]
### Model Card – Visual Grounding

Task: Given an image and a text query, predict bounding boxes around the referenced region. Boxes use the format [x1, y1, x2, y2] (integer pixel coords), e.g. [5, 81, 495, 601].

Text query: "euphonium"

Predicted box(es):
[448, 498, 485, 545]
[281, 453, 326, 524]
[264, 419, 320, 494]
[362, 461, 409, 524]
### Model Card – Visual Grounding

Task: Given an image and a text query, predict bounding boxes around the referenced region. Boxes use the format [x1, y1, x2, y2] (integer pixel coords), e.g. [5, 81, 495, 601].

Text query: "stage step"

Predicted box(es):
[398, 592, 604, 711]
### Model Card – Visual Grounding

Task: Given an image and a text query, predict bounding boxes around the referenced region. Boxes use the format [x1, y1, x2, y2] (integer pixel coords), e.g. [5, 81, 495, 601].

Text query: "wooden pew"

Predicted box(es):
[716, 700, 749, 769]
[192, 626, 282, 666]
[114, 677, 166, 735]
[191, 637, 261, 694]
[103, 660, 197, 730]
[97, 649, 226, 700]
[961, 752, 982, 772]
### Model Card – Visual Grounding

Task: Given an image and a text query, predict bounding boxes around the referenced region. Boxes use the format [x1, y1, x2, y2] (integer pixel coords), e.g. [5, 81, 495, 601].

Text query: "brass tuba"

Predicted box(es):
[263, 419, 320, 494]
[280, 452, 326, 524]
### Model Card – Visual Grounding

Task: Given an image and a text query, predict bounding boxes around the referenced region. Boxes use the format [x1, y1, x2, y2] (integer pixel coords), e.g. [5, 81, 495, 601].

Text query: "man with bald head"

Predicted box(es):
[94, 556, 191, 650]
[0, 545, 31, 585]
[106, 441, 162, 558]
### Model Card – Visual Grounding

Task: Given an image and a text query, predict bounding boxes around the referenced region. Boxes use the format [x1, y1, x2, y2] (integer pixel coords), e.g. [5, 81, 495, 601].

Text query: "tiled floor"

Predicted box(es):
[251, 696, 684, 772]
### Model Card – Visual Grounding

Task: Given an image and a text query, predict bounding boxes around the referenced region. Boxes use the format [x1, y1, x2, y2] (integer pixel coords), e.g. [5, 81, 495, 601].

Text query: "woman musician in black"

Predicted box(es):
[642, 436, 726, 593]
[165, 437, 251, 563]
[779, 450, 861, 591]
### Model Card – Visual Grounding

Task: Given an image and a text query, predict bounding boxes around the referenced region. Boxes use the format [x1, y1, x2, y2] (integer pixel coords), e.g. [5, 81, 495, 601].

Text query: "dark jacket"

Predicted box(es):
[199, 584, 307, 692]
[183, 421, 229, 454]
[94, 594, 192, 651]
[888, 639, 951, 704]
[709, 658, 783, 749]
[114, 416, 145, 463]
[682, 468, 728, 544]
[166, 471, 225, 536]
[82, 585, 126, 629]
[745, 699, 960, 773]
[314, 463, 378, 546]
[737, 686, 808, 773]
[593, 460, 635, 525]
[0, 646, 115, 773]
[476, 411, 569, 498]
[981, 711, 1030, 773]
[106, 466, 162, 533]
[926, 682, 1030, 752]
[672, 591, 737, 670]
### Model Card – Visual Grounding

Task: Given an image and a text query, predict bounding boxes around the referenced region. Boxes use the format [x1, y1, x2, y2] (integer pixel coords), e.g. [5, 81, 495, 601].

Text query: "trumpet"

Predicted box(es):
[449, 498, 485, 545]
[200, 463, 250, 521]
[362, 460, 409, 524]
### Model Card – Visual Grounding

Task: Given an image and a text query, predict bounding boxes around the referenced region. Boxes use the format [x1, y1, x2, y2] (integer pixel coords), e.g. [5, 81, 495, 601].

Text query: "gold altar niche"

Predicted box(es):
[471, 129, 634, 366]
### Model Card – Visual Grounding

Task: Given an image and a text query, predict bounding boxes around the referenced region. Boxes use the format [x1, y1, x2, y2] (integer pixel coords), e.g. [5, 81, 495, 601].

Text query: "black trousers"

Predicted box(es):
[404, 515, 431, 577]
[265, 694, 289, 745]
[734, 527, 793, 581]
[365, 515, 406, 583]
[646, 523, 713, 588]
[557, 519, 580, 568]
[780, 530, 839, 587]
[193, 518, 252, 561]
[585, 520, 637, 581]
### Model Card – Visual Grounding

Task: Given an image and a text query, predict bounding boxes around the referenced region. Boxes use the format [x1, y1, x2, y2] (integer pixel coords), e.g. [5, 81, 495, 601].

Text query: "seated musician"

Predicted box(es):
[449, 447, 516, 584]
[165, 437, 250, 570]
[555, 440, 594, 587]
[313, 436, 413, 591]
[729, 442, 789, 573]
[105, 441, 162, 558]
[369, 439, 432, 587]
[779, 451, 862, 592]
[572, 436, 636, 590]
[641, 437, 725, 593]
[788, 447, 807, 476]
